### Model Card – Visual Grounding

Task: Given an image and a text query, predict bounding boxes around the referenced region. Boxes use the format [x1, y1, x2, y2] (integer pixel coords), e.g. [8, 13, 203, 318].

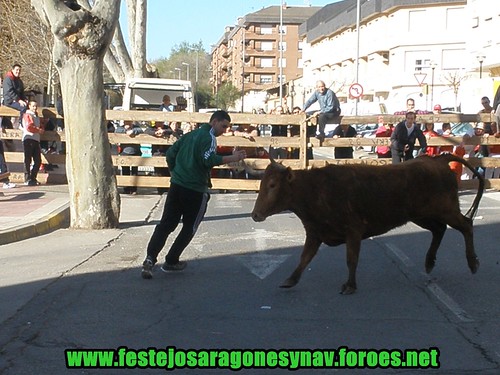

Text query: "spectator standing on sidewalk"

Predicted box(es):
[301, 80, 341, 140]
[141, 110, 247, 279]
[20, 101, 44, 186]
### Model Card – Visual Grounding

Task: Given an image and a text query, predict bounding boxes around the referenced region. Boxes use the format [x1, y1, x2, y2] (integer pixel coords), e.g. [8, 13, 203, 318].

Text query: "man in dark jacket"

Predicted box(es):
[332, 124, 358, 159]
[390, 112, 427, 164]
[2, 63, 27, 112]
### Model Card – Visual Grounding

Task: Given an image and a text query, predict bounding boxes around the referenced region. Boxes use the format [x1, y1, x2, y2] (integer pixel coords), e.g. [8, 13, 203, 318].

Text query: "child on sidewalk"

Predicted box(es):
[21, 101, 44, 186]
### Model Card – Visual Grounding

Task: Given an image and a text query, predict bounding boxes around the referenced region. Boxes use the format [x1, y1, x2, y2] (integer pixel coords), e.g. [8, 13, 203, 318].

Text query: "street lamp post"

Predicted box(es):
[430, 62, 437, 110]
[187, 47, 199, 111]
[174, 67, 181, 79]
[182, 62, 190, 81]
[241, 26, 245, 113]
[279, 0, 284, 107]
[355, 0, 361, 115]
[477, 55, 485, 79]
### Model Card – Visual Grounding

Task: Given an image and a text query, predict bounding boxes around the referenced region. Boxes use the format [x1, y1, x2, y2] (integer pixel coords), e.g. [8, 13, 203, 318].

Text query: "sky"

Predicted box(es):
[120, 0, 337, 61]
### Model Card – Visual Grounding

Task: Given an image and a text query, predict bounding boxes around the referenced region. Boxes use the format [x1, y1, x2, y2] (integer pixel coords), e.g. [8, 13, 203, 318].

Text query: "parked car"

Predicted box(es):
[451, 122, 474, 136]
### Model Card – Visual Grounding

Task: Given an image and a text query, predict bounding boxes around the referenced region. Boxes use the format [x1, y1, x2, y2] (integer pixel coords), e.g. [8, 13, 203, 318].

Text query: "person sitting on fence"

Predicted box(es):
[301, 80, 341, 141]
[2, 63, 27, 114]
[115, 120, 142, 195]
[390, 111, 427, 164]
[20, 100, 44, 186]
[331, 124, 357, 159]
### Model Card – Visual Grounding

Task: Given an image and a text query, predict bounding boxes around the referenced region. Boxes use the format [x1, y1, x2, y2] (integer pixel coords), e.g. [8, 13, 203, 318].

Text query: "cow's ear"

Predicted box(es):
[286, 167, 295, 182]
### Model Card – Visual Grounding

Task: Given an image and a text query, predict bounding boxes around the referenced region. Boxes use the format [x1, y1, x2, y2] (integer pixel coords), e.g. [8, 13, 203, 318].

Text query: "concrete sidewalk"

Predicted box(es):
[0, 184, 70, 246]
[0, 185, 163, 246]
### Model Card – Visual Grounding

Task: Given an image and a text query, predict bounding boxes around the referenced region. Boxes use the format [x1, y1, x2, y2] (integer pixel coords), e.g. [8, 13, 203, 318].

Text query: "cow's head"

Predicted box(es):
[251, 159, 294, 222]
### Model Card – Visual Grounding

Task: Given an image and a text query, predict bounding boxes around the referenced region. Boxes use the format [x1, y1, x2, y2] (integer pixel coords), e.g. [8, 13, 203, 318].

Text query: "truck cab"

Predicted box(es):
[121, 78, 194, 112]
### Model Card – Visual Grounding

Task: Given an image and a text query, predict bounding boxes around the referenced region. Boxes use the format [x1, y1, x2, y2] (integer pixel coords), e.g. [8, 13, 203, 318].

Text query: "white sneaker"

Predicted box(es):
[2, 182, 16, 189]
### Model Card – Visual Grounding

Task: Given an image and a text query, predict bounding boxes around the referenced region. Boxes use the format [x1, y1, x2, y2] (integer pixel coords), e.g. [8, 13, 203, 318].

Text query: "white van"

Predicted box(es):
[121, 78, 194, 112]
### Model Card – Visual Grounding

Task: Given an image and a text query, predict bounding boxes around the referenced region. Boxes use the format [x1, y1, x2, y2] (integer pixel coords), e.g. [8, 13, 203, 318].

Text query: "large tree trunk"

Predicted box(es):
[60, 59, 120, 228]
[32, 0, 121, 229]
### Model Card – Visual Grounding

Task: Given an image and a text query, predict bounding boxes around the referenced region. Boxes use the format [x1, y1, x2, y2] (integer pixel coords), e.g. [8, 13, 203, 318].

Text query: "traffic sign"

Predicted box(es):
[349, 83, 364, 99]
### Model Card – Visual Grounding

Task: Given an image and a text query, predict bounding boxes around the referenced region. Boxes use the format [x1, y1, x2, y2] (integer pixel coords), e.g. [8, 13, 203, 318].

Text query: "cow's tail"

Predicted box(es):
[439, 153, 484, 219]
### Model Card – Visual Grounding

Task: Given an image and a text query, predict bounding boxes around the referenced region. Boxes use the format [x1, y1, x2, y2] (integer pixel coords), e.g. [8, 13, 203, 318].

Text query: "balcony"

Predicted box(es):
[245, 48, 276, 57]
[244, 82, 276, 91]
[245, 32, 276, 41]
[243, 66, 276, 74]
[222, 46, 231, 58]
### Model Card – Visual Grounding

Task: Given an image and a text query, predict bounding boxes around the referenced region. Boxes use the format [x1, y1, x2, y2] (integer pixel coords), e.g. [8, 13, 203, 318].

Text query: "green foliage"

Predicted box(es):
[213, 82, 240, 110]
[152, 41, 216, 110]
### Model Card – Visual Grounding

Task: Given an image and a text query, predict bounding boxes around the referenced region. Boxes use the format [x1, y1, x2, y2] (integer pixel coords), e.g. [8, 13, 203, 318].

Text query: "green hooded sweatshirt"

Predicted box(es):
[166, 123, 224, 193]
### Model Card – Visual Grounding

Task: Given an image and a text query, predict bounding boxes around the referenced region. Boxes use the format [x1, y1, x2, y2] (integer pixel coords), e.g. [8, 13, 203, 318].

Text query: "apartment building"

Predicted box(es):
[298, 0, 500, 114]
[212, 0, 500, 114]
[211, 5, 321, 112]
[298, 0, 475, 113]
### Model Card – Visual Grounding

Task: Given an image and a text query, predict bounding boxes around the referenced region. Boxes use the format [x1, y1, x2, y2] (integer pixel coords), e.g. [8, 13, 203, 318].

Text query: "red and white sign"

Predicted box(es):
[349, 83, 364, 99]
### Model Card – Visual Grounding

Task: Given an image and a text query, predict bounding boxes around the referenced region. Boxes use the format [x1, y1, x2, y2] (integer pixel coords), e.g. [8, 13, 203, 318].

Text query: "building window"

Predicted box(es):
[405, 51, 431, 72]
[298, 41, 304, 51]
[279, 25, 287, 34]
[261, 41, 273, 51]
[260, 75, 273, 84]
[414, 59, 430, 72]
[278, 42, 287, 51]
[260, 25, 273, 34]
[298, 58, 303, 68]
[442, 49, 466, 70]
[446, 7, 464, 31]
[260, 58, 273, 68]
[408, 10, 426, 32]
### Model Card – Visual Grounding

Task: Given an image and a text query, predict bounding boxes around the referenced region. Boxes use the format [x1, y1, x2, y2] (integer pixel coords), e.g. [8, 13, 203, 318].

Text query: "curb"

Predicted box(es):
[0, 203, 70, 246]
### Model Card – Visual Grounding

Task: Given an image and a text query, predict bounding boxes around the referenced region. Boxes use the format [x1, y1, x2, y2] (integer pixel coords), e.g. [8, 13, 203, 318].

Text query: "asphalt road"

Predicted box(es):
[0, 191, 499, 374]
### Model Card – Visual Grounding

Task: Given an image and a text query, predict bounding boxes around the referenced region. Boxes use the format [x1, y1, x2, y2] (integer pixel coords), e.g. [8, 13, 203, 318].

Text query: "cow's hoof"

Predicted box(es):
[425, 259, 435, 274]
[340, 283, 356, 295]
[280, 278, 298, 288]
[425, 263, 435, 274]
[468, 258, 479, 274]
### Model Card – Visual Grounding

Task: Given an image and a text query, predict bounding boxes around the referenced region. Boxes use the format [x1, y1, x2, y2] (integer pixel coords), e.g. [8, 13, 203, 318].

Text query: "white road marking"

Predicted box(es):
[385, 242, 414, 268]
[239, 253, 291, 279]
[385, 241, 473, 322]
[426, 283, 474, 322]
[238, 229, 293, 279]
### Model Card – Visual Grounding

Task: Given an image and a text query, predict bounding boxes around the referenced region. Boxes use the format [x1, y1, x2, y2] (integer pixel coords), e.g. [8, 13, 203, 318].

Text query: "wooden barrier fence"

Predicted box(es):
[1, 106, 500, 191]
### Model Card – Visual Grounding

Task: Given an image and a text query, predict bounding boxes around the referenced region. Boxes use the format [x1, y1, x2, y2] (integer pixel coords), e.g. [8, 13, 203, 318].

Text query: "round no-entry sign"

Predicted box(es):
[349, 83, 364, 99]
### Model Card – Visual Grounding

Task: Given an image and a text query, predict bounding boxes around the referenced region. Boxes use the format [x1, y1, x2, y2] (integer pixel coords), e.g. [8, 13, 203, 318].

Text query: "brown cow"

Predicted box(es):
[251, 154, 484, 294]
